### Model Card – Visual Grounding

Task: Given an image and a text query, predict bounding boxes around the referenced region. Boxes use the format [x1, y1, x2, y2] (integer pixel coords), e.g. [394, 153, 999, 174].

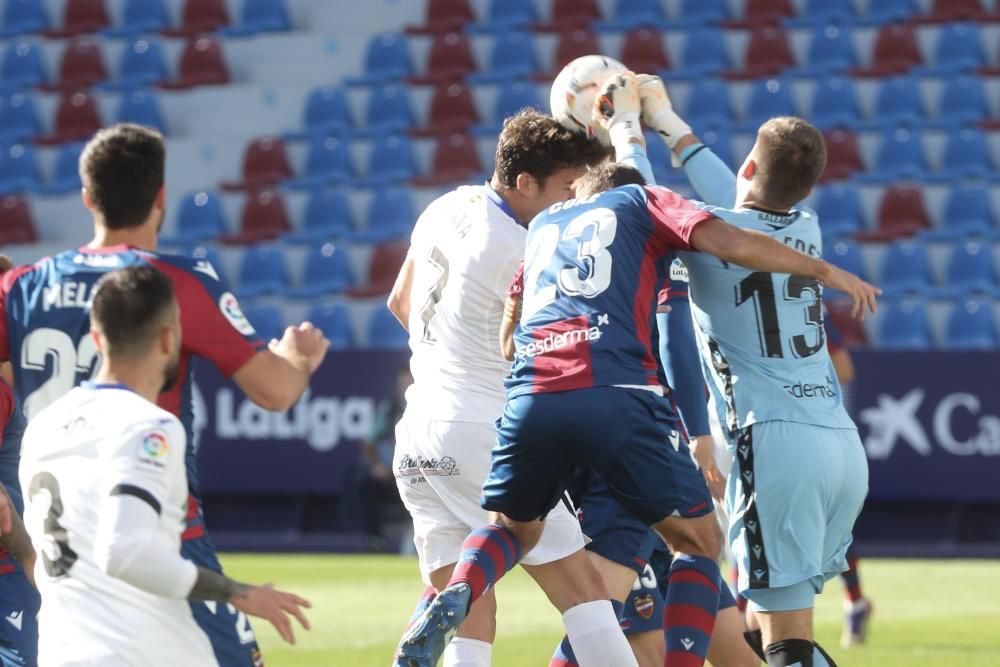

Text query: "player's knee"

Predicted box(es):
[490, 512, 543, 553]
[661, 513, 723, 559]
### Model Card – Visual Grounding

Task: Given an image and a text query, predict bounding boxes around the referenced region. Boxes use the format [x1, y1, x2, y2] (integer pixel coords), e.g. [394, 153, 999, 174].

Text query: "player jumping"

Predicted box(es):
[19, 266, 310, 667]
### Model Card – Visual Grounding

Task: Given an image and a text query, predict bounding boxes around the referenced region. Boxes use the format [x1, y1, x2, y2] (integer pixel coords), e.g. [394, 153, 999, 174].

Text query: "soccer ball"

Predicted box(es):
[549, 55, 628, 145]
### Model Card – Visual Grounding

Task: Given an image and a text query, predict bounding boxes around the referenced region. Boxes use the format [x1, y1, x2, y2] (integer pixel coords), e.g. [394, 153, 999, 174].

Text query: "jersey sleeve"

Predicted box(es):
[101, 417, 186, 516]
[506, 260, 525, 300]
[643, 186, 715, 251]
[0, 380, 12, 433]
[150, 258, 266, 378]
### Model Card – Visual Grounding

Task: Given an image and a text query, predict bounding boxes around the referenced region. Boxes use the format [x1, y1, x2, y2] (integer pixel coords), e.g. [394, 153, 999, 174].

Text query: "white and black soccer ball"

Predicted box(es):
[549, 54, 628, 146]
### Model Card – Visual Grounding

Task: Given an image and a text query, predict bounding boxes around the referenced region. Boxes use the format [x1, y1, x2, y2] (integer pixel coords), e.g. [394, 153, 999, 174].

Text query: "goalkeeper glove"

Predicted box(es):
[592, 72, 644, 151]
[637, 74, 692, 165]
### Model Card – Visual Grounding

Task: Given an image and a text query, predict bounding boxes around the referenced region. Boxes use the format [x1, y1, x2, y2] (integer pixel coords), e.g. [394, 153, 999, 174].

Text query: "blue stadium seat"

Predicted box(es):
[237, 245, 291, 297]
[0, 0, 49, 38]
[799, 23, 855, 75]
[286, 86, 352, 140]
[285, 189, 353, 243]
[644, 130, 683, 186]
[243, 304, 284, 342]
[879, 299, 931, 350]
[924, 21, 984, 74]
[346, 32, 411, 85]
[0, 91, 40, 142]
[809, 76, 860, 130]
[595, 0, 667, 31]
[743, 78, 795, 130]
[860, 126, 927, 183]
[0, 142, 37, 194]
[935, 128, 992, 181]
[116, 90, 167, 133]
[870, 75, 924, 129]
[467, 0, 535, 33]
[880, 240, 932, 296]
[862, 0, 917, 25]
[104, 38, 168, 90]
[166, 190, 227, 243]
[359, 186, 413, 242]
[785, 0, 854, 26]
[674, 27, 729, 78]
[935, 75, 988, 127]
[226, 0, 290, 35]
[473, 80, 542, 136]
[924, 184, 997, 240]
[367, 307, 408, 350]
[674, 0, 729, 27]
[357, 85, 413, 137]
[35, 141, 83, 195]
[289, 242, 353, 297]
[944, 298, 997, 349]
[356, 134, 415, 187]
[937, 241, 997, 297]
[1, 42, 47, 89]
[815, 183, 862, 237]
[468, 31, 537, 84]
[305, 303, 355, 349]
[104, 0, 169, 36]
[287, 136, 353, 190]
[698, 126, 736, 169]
[684, 79, 733, 129]
[187, 245, 229, 285]
[826, 237, 865, 280]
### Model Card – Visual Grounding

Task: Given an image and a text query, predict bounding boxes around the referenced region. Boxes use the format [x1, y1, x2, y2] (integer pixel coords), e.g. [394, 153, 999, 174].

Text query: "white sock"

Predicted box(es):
[562, 600, 639, 667]
[442, 637, 492, 667]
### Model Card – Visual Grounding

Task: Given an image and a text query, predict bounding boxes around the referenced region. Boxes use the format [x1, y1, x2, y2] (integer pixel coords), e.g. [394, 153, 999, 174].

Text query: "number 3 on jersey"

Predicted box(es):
[522, 208, 618, 319]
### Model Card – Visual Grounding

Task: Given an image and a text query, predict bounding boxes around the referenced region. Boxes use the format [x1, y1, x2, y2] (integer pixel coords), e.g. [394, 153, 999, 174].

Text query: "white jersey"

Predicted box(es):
[404, 184, 525, 423]
[19, 384, 217, 667]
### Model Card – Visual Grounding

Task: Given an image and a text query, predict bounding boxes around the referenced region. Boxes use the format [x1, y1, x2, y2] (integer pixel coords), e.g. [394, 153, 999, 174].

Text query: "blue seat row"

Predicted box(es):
[241, 302, 405, 350]
[879, 297, 998, 350]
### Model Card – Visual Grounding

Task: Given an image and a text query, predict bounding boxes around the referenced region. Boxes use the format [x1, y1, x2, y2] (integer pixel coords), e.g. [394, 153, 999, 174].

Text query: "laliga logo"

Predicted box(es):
[859, 389, 1000, 459]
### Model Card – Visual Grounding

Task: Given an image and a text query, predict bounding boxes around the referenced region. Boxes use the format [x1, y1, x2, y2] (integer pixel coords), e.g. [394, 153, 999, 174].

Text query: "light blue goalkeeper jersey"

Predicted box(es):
[675, 144, 856, 436]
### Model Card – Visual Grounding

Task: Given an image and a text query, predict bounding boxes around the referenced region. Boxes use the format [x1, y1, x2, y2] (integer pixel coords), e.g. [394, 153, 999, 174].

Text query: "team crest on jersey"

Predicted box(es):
[632, 593, 656, 620]
[219, 292, 256, 336]
[670, 258, 689, 283]
[138, 432, 169, 469]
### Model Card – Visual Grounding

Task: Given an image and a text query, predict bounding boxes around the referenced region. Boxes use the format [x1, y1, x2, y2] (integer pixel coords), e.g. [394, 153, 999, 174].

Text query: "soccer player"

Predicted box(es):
[19, 266, 310, 667]
[0, 124, 330, 666]
[639, 76, 871, 665]
[387, 109, 615, 667]
[401, 75, 878, 667]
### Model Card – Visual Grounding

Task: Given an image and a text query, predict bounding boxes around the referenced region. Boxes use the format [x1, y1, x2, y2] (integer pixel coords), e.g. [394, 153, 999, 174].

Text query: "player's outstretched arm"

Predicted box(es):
[690, 217, 880, 319]
[387, 257, 415, 330]
[233, 322, 330, 412]
[500, 295, 520, 362]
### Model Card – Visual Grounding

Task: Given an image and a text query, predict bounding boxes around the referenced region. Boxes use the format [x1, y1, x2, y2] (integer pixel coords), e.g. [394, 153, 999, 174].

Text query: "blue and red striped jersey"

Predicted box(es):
[0, 244, 265, 540]
[506, 184, 712, 397]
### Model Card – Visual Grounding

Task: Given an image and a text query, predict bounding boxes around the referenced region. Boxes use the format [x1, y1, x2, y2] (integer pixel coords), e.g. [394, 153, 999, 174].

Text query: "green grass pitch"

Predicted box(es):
[220, 554, 1000, 666]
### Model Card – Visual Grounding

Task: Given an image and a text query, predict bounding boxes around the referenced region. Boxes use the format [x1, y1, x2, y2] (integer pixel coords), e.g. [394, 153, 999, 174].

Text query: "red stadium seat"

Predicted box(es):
[35, 92, 102, 145]
[345, 241, 409, 298]
[220, 138, 294, 192]
[39, 38, 107, 91]
[408, 32, 476, 85]
[537, 29, 601, 81]
[412, 133, 483, 186]
[534, 0, 601, 32]
[0, 195, 36, 244]
[853, 23, 921, 77]
[162, 0, 230, 36]
[821, 129, 865, 182]
[621, 28, 670, 74]
[725, 26, 795, 79]
[412, 83, 479, 137]
[405, 0, 475, 35]
[43, 0, 110, 37]
[220, 189, 292, 244]
[724, 0, 795, 27]
[825, 299, 868, 347]
[160, 36, 230, 89]
[856, 185, 932, 241]
[914, 0, 985, 23]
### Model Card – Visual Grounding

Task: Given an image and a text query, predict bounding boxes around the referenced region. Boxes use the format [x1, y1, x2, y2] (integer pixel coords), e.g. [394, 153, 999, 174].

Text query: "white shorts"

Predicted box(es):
[394, 415, 585, 583]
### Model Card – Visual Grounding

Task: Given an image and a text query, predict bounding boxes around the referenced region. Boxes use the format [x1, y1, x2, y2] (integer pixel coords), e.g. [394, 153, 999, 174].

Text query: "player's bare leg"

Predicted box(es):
[708, 605, 763, 667]
[585, 553, 664, 667]
[427, 564, 496, 666]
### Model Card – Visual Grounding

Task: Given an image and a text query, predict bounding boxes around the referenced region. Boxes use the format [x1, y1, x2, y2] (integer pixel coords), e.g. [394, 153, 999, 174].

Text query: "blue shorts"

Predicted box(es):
[0, 568, 39, 667]
[483, 387, 713, 526]
[727, 421, 868, 612]
[184, 533, 264, 667]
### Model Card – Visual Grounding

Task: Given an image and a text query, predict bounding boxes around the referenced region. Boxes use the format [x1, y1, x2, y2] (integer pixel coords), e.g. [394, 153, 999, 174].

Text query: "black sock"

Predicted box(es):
[813, 642, 837, 666]
[744, 629, 766, 661]
[765, 639, 814, 666]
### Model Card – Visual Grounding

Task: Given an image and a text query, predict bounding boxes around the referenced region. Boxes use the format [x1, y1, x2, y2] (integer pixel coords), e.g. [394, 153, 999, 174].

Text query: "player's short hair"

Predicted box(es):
[79, 124, 165, 230]
[0, 255, 12, 275]
[753, 117, 827, 210]
[573, 162, 646, 197]
[493, 109, 611, 189]
[91, 266, 176, 358]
